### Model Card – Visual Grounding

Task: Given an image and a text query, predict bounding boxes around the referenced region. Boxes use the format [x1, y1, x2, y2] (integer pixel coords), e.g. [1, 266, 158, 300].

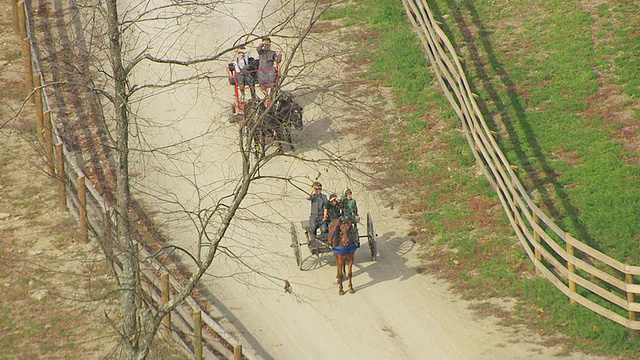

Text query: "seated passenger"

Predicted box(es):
[232, 47, 257, 100]
[322, 193, 343, 234]
[341, 188, 361, 247]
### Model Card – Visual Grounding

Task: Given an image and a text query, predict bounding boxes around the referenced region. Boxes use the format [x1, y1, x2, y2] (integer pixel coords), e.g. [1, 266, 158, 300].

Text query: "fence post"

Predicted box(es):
[194, 311, 203, 360]
[627, 274, 636, 321]
[11, 0, 19, 35]
[162, 273, 171, 339]
[34, 74, 44, 143]
[566, 240, 576, 305]
[21, 37, 34, 98]
[43, 111, 54, 176]
[533, 213, 541, 275]
[55, 143, 67, 210]
[17, 2, 34, 99]
[135, 243, 142, 306]
[103, 210, 114, 276]
[17, 1, 25, 38]
[234, 345, 243, 360]
[78, 175, 88, 243]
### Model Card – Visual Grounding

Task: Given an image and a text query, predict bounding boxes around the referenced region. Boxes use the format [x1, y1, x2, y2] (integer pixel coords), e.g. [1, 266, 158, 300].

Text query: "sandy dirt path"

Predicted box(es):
[126, 1, 609, 359]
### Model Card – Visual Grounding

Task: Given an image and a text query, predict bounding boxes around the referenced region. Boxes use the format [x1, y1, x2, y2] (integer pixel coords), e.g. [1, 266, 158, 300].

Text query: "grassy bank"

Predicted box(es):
[324, 0, 640, 356]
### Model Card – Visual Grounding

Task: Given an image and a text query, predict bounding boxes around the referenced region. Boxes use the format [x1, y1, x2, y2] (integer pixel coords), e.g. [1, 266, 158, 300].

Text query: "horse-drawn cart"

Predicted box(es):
[226, 48, 303, 154]
[227, 42, 282, 123]
[290, 212, 378, 270]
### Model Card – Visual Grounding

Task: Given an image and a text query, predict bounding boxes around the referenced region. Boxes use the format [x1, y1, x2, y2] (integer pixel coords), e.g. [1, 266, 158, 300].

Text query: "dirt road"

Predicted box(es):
[126, 1, 607, 359]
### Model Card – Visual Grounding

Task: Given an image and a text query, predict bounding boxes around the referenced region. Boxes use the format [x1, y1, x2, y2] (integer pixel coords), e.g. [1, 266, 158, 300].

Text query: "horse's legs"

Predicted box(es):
[285, 128, 293, 152]
[334, 255, 340, 284]
[347, 254, 354, 294]
[273, 126, 283, 153]
[333, 254, 339, 285]
[336, 255, 345, 295]
[252, 131, 264, 161]
[342, 262, 348, 281]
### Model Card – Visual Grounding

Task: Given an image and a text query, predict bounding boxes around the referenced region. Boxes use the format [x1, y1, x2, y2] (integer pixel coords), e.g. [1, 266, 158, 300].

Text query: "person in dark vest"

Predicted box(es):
[322, 193, 343, 234]
[306, 181, 327, 238]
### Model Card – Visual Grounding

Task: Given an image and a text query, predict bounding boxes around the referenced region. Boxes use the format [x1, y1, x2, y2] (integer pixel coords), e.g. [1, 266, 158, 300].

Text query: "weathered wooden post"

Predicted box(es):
[55, 143, 66, 210]
[44, 110, 54, 176]
[78, 175, 88, 243]
[21, 37, 34, 98]
[234, 345, 243, 360]
[34, 74, 44, 143]
[566, 239, 576, 305]
[11, 0, 19, 35]
[17, 1, 26, 38]
[194, 311, 203, 360]
[627, 274, 636, 321]
[103, 210, 114, 275]
[162, 273, 171, 339]
[533, 212, 541, 275]
[17, 2, 33, 99]
[135, 243, 142, 306]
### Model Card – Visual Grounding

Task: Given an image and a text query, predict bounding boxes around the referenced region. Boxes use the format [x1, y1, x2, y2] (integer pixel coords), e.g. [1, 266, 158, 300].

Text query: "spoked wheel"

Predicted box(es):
[291, 222, 303, 270]
[367, 212, 377, 261]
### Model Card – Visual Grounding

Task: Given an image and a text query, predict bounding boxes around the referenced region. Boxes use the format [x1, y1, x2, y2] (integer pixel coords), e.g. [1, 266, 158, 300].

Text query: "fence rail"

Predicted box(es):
[11, 0, 255, 358]
[402, 0, 640, 329]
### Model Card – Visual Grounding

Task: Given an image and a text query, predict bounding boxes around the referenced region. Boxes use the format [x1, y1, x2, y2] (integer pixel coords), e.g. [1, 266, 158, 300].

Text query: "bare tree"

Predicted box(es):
[57, 0, 361, 358]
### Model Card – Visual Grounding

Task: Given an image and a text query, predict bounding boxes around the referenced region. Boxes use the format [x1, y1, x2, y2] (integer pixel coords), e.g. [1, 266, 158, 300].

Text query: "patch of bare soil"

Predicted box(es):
[0, 131, 118, 358]
[0, 4, 119, 358]
[2, 8, 198, 360]
[0, 3, 208, 358]
[578, 1, 640, 165]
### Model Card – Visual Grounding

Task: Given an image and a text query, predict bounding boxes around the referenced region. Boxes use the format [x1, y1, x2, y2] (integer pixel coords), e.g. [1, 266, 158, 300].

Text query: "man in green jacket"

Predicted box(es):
[341, 188, 360, 247]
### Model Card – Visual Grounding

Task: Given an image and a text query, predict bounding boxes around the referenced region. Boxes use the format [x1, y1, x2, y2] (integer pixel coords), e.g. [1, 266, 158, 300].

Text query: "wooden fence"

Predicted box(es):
[11, 1, 254, 358]
[401, 0, 640, 330]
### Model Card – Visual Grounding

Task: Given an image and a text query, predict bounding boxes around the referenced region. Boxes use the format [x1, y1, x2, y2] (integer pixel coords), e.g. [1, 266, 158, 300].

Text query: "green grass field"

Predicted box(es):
[324, 0, 640, 356]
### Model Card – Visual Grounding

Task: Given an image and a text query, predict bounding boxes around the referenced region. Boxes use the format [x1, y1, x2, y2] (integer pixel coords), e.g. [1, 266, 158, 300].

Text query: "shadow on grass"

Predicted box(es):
[430, 0, 593, 247]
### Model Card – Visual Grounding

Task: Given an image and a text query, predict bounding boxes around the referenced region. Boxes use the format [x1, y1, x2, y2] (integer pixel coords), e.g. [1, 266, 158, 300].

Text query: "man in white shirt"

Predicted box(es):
[232, 48, 257, 100]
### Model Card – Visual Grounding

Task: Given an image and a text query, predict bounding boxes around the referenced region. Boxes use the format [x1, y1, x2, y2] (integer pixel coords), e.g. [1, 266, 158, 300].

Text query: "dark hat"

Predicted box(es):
[329, 193, 338, 200]
[345, 188, 352, 195]
[313, 181, 322, 189]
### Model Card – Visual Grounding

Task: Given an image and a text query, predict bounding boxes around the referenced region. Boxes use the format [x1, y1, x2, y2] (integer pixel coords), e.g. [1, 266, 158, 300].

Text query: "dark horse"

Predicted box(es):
[244, 92, 303, 154]
[328, 218, 357, 295]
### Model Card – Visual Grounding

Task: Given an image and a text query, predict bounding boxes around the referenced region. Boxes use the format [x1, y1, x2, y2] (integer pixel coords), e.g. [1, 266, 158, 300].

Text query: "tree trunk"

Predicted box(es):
[105, 1, 139, 358]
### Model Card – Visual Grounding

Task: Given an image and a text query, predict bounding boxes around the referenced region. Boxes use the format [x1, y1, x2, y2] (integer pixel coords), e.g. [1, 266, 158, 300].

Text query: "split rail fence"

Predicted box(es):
[402, 0, 640, 330]
[10, 0, 255, 358]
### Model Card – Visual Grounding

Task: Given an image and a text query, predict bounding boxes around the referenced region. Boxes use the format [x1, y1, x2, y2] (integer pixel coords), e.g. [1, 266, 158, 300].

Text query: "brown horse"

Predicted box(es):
[328, 218, 357, 295]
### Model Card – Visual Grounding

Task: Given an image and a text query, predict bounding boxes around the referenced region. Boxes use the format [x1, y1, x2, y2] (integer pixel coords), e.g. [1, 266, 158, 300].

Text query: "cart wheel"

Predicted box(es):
[291, 222, 303, 270]
[367, 212, 377, 261]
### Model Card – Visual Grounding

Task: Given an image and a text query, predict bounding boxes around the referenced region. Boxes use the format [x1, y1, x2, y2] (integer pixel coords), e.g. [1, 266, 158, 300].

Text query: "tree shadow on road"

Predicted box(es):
[196, 284, 278, 360]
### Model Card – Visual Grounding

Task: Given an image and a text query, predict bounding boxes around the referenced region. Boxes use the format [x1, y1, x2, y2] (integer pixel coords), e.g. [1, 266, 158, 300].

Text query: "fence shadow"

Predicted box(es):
[430, 0, 592, 248]
[402, 0, 640, 331]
